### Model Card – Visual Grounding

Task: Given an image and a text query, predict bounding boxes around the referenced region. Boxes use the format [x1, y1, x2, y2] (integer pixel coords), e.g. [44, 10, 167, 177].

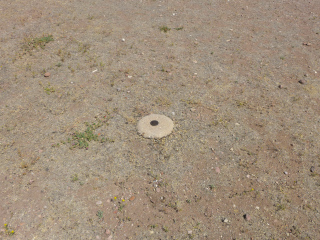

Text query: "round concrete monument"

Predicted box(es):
[137, 114, 174, 139]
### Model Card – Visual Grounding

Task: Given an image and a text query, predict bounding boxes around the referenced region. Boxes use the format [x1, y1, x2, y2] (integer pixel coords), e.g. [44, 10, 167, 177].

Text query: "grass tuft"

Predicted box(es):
[22, 34, 54, 52]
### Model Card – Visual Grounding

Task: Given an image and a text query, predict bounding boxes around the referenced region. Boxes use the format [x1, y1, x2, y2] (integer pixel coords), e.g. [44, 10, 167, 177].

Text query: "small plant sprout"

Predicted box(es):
[160, 26, 171, 33]
[97, 210, 103, 219]
[23, 34, 54, 52]
[162, 226, 169, 232]
[71, 174, 79, 182]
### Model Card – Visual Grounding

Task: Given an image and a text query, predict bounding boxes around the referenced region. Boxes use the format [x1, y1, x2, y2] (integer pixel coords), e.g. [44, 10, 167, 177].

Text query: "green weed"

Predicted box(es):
[236, 100, 247, 107]
[78, 42, 90, 53]
[118, 201, 126, 212]
[276, 204, 286, 211]
[68, 116, 113, 149]
[160, 26, 171, 33]
[71, 174, 79, 182]
[23, 34, 54, 51]
[162, 226, 169, 232]
[150, 224, 157, 229]
[44, 83, 55, 95]
[96, 210, 103, 219]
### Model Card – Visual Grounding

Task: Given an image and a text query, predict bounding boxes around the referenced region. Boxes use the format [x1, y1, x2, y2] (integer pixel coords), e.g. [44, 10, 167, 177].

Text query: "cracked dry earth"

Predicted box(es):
[1, 0, 320, 239]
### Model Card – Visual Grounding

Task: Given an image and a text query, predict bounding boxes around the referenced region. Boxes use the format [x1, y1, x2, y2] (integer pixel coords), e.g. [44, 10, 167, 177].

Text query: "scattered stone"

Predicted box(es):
[129, 196, 135, 201]
[190, 108, 196, 112]
[303, 42, 311, 46]
[156, 188, 160, 193]
[310, 166, 315, 172]
[188, 230, 193, 235]
[278, 84, 282, 89]
[96, 235, 101, 239]
[215, 167, 220, 174]
[44, 72, 51, 77]
[244, 214, 251, 221]
[223, 218, 228, 223]
[105, 229, 111, 235]
[122, 38, 125, 42]
[284, 171, 288, 175]
[298, 79, 306, 84]
[96, 201, 102, 205]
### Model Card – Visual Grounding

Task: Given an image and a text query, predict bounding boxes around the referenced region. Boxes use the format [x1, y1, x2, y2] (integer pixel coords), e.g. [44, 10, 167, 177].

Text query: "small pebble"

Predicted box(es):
[244, 214, 251, 221]
[298, 80, 306, 84]
[278, 84, 282, 89]
[188, 230, 193, 235]
[215, 167, 220, 174]
[156, 188, 160, 193]
[96, 201, 102, 205]
[129, 196, 135, 201]
[223, 218, 228, 223]
[284, 171, 288, 175]
[310, 166, 315, 172]
[105, 229, 111, 235]
[44, 72, 51, 77]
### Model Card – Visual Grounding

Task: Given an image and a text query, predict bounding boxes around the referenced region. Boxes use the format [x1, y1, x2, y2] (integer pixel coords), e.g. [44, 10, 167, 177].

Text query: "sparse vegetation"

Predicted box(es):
[160, 26, 171, 33]
[44, 83, 55, 95]
[156, 96, 172, 106]
[71, 174, 79, 182]
[236, 100, 247, 107]
[276, 204, 286, 211]
[96, 210, 103, 219]
[22, 34, 54, 52]
[4, 224, 15, 236]
[68, 116, 113, 149]
[162, 226, 169, 232]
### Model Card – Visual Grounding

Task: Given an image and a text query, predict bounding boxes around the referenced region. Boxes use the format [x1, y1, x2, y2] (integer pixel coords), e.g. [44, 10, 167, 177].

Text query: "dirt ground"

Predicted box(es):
[1, 0, 320, 239]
